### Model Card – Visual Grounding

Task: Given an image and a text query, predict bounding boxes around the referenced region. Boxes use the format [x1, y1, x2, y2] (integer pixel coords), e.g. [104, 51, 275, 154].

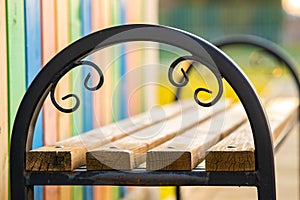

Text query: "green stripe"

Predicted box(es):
[6, 0, 26, 199]
[6, 0, 26, 136]
[69, 0, 83, 199]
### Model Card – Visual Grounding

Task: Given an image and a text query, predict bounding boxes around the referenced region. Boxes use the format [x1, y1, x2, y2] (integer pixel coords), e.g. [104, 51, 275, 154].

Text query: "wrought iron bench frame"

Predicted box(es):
[10, 24, 299, 200]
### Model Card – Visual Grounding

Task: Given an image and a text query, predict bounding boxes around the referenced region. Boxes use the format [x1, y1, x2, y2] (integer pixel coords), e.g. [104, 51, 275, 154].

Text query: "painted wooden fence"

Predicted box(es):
[1, 0, 165, 199]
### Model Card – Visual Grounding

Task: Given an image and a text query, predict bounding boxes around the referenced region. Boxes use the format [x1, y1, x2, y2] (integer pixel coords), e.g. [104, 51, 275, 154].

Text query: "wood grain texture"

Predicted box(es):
[205, 97, 299, 172]
[265, 98, 299, 146]
[0, 1, 8, 199]
[26, 100, 197, 171]
[205, 123, 255, 172]
[86, 100, 229, 170]
[146, 104, 247, 171]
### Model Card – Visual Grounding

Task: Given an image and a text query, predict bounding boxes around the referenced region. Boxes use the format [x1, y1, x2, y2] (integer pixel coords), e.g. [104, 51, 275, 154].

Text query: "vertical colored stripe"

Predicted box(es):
[91, 0, 115, 199]
[6, 0, 26, 138]
[81, 1, 94, 199]
[40, 0, 57, 146]
[124, 0, 143, 116]
[90, 1, 104, 199]
[40, 0, 59, 199]
[24, 0, 43, 199]
[55, 0, 72, 199]
[6, 1, 26, 198]
[0, 0, 8, 199]
[143, 0, 159, 110]
[118, 0, 127, 120]
[111, 0, 122, 121]
[70, 0, 85, 199]
[119, 1, 127, 197]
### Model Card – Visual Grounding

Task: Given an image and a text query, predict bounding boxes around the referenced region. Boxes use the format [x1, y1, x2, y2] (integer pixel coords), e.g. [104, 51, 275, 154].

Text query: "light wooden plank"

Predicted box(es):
[205, 97, 299, 172]
[265, 98, 299, 146]
[205, 123, 255, 172]
[146, 104, 247, 171]
[0, 1, 8, 199]
[26, 100, 198, 171]
[86, 100, 229, 170]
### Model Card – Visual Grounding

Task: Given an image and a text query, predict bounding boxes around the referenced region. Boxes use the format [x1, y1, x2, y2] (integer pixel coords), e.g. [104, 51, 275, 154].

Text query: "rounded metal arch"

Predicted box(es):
[213, 34, 300, 98]
[10, 24, 275, 199]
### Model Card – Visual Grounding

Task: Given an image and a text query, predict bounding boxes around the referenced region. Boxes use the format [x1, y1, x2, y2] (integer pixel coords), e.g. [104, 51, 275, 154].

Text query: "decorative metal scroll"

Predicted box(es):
[168, 55, 223, 107]
[50, 60, 104, 113]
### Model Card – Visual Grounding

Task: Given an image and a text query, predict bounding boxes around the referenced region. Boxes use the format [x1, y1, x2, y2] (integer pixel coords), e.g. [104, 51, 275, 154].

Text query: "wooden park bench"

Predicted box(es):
[10, 24, 299, 200]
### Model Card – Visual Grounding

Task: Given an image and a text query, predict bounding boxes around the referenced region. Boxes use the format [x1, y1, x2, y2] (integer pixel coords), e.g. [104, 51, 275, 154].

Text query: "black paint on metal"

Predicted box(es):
[10, 25, 298, 200]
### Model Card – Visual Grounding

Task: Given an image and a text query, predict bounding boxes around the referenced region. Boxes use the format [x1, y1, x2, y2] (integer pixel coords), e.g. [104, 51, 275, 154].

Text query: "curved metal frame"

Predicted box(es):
[213, 35, 300, 99]
[10, 25, 277, 199]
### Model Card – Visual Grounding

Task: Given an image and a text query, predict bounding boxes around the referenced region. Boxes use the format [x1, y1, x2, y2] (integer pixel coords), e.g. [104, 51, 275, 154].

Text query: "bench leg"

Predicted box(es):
[11, 184, 33, 200]
[176, 186, 181, 200]
[257, 185, 276, 200]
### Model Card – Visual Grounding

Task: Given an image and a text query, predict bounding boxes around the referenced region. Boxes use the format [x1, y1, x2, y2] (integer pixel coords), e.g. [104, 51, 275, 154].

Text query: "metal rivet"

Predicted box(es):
[168, 146, 176, 149]
[55, 145, 64, 149]
[110, 146, 118, 149]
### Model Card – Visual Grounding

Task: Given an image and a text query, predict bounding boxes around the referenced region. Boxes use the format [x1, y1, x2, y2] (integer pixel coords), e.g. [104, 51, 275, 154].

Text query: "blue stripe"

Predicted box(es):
[81, 0, 94, 199]
[119, 1, 127, 120]
[24, 0, 43, 199]
[119, 1, 127, 197]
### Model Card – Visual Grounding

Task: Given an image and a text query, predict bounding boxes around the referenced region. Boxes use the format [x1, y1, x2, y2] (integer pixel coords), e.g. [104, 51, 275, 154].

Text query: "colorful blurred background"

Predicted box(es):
[0, 0, 299, 199]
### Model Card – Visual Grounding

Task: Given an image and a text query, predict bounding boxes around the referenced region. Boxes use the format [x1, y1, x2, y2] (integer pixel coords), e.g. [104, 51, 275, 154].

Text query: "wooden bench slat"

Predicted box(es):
[146, 104, 247, 171]
[26, 99, 198, 171]
[205, 97, 298, 172]
[86, 100, 230, 171]
[266, 98, 299, 147]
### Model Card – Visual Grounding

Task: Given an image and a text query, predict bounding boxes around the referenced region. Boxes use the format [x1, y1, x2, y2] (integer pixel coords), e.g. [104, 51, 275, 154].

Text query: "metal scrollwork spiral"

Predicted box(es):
[50, 60, 104, 113]
[168, 55, 223, 107]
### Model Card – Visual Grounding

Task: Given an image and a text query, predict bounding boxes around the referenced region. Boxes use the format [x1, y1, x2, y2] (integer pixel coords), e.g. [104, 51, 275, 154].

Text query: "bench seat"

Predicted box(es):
[26, 97, 298, 172]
